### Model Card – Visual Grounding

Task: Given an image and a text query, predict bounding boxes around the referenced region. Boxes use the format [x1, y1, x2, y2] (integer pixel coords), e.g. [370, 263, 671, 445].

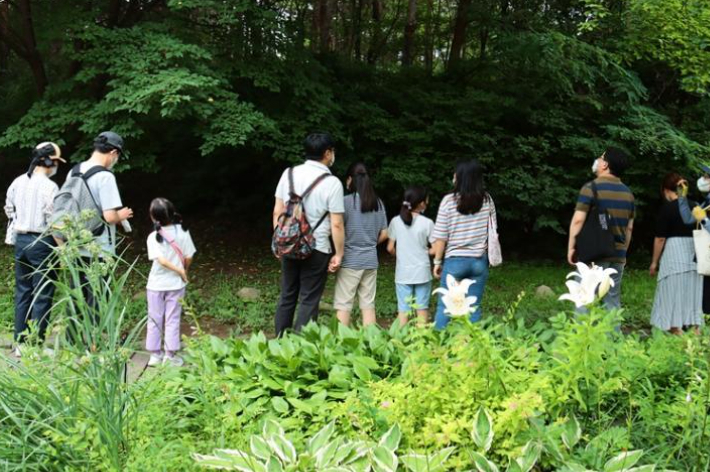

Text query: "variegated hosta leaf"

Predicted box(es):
[265, 456, 284, 472]
[262, 419, 285, 438]
[562, 416, 582, 450]
[315, 439, 341, 469]
[515, 441, 541, 472]
[471, 451, 500, 472]
[603, 450, 644, 472]
[372, 445, 399, 472]
[343, 441, 371, 465]
[506, 460, 523, 472]
[192, 450, 267, 472]
[321, 468, 354, 472]
[472, 408, 494, 453]
[401, 447, 454, 472]
[378, 424, 402, 453]
[266, 434, 297, 465]
[331, 442, 356, 465]
[250, 436, 272, 461]
[308, 421, 337, 455]
[626, 466, 655, 472]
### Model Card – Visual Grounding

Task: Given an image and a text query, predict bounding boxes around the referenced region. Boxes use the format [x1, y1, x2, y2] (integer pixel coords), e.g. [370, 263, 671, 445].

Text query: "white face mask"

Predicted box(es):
[48, 165, 58, 178]
[698, 176, 710, 193]
[592, 158, 600, 174]
[108, 155, 119, 170]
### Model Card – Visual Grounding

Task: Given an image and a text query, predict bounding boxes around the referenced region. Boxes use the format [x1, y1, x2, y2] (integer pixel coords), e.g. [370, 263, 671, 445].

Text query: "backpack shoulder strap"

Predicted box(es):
[70, 164, 83, 178]
[82, 165, 110, 181]
[301, 173, 332, 199]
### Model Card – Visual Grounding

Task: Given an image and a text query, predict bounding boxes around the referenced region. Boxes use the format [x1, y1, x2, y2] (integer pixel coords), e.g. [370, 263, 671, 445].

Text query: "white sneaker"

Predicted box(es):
[163, 355, 184, 367]
[12, 346, 22, 358]
[147, 353, 163, 367]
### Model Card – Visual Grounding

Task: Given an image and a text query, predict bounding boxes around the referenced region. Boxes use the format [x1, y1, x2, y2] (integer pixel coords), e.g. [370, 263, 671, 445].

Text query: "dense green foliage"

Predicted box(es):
[2, 0, 710, 236]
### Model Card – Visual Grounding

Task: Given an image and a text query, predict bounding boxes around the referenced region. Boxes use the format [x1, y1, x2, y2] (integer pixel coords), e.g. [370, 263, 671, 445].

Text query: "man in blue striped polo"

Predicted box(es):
[567, 147, 635, 310]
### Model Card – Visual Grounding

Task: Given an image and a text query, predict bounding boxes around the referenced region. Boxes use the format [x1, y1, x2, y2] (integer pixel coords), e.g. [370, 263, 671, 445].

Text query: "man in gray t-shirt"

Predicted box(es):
[69, 132, 133, 257]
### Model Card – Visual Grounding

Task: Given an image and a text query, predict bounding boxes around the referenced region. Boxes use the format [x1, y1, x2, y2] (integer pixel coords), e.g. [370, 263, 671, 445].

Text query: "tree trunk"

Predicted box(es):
[366, 0, 383, 64]
[2, 0, 48, 96]
[402, 0, 417, 66]
[317, 0, 332, 53]
[424, 0, 434, 72]
[448, 0, 472, 70]
[354, 0, 364, 60]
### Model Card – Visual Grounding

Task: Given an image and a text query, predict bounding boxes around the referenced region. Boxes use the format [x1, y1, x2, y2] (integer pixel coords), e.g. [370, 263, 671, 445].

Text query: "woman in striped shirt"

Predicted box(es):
[431, 160, 496, 329]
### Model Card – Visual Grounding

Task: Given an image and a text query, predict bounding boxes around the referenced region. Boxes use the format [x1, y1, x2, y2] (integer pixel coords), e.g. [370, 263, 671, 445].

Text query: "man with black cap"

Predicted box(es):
[4, 142, 66, 355]
[71, 131, 134, 257]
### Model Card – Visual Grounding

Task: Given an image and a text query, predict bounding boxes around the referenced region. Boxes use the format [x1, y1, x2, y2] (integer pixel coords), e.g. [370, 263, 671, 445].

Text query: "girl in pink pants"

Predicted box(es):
[146, 198, 196, 367]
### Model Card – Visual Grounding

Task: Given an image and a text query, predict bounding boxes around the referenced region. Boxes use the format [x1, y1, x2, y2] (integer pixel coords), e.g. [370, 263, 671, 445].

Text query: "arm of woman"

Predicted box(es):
[650, 237, 665, 276]
[432, 239, 446, 279]
[377, 229, 388, 244]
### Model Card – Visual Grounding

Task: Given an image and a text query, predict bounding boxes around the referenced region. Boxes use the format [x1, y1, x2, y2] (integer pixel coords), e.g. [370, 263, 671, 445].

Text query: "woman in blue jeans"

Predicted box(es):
[431, 160, 496, 329]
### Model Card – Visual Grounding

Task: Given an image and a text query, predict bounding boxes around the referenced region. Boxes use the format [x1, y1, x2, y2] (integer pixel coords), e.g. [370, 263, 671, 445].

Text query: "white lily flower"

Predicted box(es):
[433, 274, 477, 317]
[559, 262, 617, 308]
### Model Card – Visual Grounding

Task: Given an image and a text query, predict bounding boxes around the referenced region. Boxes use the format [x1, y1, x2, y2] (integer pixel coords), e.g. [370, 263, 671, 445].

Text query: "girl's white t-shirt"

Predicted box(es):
[387, 214, 434, 285]
[146, 224, 197, 292]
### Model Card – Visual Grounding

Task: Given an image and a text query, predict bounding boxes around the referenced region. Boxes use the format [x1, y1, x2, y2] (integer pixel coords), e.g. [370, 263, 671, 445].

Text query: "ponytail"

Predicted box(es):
[346, 162, 380, 213]
[150, 197, 186, 243]
[400, 186, 428, 227]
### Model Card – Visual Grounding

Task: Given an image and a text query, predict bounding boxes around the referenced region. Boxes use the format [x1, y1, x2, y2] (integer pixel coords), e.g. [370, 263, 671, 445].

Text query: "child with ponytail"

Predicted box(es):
[146, 198, 196, 367]
[387, 186, 434, 326]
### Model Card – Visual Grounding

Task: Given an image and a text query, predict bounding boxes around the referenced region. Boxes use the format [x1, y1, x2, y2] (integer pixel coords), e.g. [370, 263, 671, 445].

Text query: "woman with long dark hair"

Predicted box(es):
[649, 173, 703, 333]
[333, 162, 388, 327]
[431, 160, 497, 329]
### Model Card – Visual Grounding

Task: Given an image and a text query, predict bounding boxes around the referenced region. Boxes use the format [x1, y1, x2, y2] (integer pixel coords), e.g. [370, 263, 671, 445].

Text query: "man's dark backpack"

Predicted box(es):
[576, 181, 618, 263]
[52, 165, 110, 241]
[271, 168, 331, 260]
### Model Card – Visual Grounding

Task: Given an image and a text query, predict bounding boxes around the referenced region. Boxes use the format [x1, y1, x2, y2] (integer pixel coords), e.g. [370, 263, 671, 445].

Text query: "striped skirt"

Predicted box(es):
[650, 237, 704, 331]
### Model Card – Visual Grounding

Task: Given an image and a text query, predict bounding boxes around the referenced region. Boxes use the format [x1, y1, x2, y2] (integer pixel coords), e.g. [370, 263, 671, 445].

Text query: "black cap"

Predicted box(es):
[95, 131, 124, 152]
[701, 164, 710, 175]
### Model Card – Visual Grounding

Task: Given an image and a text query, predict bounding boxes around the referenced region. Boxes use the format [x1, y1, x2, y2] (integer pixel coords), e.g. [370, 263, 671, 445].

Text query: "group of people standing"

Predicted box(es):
[272, 132, 497, 336]
[5, 131, 708, 360]
[5, 133, 195, 366]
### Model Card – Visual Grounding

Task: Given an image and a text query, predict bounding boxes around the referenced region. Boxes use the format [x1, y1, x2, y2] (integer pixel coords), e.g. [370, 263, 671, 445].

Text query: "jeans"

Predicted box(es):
[275, 251, 331, 337]
[14, 234, 56, 342]
[434, 256, 489, 330]
[597, 261, 625, 310]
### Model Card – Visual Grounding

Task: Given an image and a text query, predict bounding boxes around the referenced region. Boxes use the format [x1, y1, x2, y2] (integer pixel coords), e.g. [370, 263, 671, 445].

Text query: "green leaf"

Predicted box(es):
[266, 456, 284, 472]
[192, 450, 267, 472]
[308, 422, 336, 455]
[506, 461, 524, 472]
[372, 445, 399, 472]
[562, 416, 582, 450]
[472, 407, 494, 452]
[627, 466, 655, 472]
[378, 424, 402, 453]
[315, 440, 340, 469]
[401, 447, 454, 472]
[353, 362, 372, 381]
[209, 336, 230, 357]
[516, 441, 542, 472]
[287, 397, 314, 414]
[471, 451, 500, 472]
[604, 450, 644, 472]
[250, 435, 272, 461]
[262, 420, 285, 437]
[271, 397, 289, 414]
[266, 434, 297, 465]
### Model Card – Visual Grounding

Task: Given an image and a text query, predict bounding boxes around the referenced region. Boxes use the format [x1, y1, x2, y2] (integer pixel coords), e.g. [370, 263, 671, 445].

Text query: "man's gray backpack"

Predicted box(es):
[52, 165, 110, 240]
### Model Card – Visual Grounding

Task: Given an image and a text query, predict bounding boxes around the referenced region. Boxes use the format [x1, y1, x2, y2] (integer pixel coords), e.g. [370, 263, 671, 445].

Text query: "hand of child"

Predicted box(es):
[179, 269, 189, 283]
[693, 205, 707, 222]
